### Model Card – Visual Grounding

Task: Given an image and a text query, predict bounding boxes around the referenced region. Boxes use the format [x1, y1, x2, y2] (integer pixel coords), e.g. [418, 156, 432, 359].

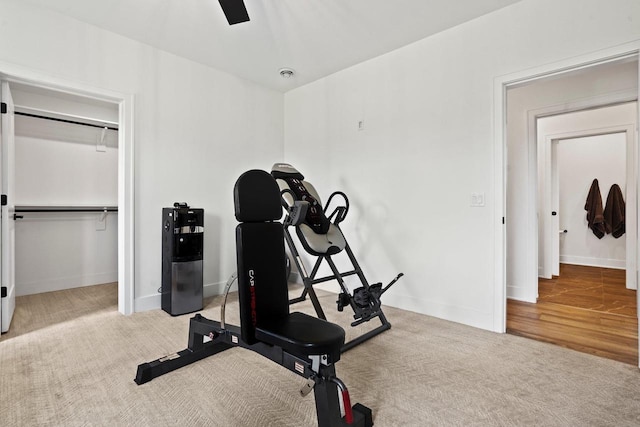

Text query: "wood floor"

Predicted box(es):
[507, 264, 638, 365]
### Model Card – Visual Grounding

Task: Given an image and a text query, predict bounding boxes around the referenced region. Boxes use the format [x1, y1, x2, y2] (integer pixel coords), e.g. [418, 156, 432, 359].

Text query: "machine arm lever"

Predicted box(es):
[324, 191, 349, 225]
[380, 273, 404, 296]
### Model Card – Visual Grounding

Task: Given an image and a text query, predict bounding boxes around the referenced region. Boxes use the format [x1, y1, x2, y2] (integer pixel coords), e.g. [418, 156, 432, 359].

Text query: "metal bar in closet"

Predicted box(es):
[15, 206, 118, 213]
[14, 111, 119, 131]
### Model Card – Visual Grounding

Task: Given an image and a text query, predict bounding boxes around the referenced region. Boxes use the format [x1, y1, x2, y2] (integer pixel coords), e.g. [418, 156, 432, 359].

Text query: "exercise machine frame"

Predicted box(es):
[282, 191, 403, 353]
[135, 311, 372, 426]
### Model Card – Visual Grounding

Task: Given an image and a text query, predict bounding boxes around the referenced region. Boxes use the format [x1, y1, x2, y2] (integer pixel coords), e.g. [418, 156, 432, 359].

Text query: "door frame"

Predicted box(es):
[0, 61, 135, 316]
[539, 123, 636, 289]
[493, 41, 640, 335]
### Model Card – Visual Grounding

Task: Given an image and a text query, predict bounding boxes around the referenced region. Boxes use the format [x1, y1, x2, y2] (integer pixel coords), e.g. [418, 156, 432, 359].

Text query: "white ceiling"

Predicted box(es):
[21, 0, 522, 92]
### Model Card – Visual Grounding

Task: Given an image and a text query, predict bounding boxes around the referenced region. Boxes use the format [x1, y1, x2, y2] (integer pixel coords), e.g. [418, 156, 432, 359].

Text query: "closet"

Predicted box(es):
[11, 82, 119, 297]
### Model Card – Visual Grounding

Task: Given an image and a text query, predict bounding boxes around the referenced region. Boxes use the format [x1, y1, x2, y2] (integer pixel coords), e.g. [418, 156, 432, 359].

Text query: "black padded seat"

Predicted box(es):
[256, 312, 345, 361]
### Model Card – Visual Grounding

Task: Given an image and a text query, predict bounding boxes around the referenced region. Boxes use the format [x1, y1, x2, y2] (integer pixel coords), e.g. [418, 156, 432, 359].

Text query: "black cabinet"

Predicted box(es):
[161, 205, 204, 315]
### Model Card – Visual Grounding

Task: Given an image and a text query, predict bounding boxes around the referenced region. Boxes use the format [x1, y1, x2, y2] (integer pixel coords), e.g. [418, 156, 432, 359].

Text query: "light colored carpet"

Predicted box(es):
[1, 283, 640, 426]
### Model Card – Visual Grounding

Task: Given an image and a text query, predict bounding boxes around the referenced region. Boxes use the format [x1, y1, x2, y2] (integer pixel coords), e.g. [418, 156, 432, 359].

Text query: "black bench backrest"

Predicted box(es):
[234, 169, 289, 344]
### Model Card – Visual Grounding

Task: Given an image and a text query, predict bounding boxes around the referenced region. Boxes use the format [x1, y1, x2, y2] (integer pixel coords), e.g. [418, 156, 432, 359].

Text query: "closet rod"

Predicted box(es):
[15, 111, 118, 131]
[15, 206, 118, 213]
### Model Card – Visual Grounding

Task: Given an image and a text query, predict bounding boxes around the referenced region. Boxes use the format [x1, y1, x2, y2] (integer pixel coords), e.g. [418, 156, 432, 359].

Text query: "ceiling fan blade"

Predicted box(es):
[218, 0, 250, 25]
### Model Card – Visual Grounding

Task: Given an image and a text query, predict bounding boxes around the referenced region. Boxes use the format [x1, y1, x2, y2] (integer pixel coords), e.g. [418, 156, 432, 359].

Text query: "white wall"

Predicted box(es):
[0, 1, 284, 309]
[284, 0, 640, 331]
[15, 213, 118, 296]
[14, 118, 118, 206]
[557, 133, 626, 268]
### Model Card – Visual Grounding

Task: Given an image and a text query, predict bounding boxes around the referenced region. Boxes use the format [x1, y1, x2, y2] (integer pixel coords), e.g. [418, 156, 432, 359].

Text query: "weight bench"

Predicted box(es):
[271, 163, 403, 352]
[135, 169, 373, 427]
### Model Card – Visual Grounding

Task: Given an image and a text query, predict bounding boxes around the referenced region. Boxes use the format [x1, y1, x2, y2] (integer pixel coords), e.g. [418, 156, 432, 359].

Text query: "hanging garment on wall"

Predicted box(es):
[584, 179, 606, 239]
[603, 184, 625, 238]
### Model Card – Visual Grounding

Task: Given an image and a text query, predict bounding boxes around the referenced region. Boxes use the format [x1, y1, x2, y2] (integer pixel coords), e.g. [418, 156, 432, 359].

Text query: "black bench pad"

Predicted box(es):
[256, 312, 345, 361]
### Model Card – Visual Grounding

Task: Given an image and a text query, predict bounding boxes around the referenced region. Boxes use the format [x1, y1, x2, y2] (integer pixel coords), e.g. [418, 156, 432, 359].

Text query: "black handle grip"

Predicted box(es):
[13, 214, 23, 220]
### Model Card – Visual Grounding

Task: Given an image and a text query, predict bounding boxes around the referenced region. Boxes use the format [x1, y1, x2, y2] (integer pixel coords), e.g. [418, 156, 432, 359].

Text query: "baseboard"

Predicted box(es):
[203, 280, 237, 298]
[314, 282, 341, 294]
[16, 271, 118, 297]
[134, 293, 161, 313]
[559, 255, 625, 270]
[506, 285, 537, 303]
[289, 271, 302, 285]
[288, 272, 342, 293]
[134, 281, 230, 313]
[382, 293, 496, 332]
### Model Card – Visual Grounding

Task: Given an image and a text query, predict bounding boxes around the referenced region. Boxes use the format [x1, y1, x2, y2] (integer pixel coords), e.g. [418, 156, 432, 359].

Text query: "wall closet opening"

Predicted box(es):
[8, 82, 119, 336]
[503, 56, 639, 365]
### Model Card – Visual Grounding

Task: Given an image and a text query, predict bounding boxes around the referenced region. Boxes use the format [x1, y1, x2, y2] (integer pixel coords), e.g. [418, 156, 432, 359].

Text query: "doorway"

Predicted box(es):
[508, 117, 639, 365]
[512, 103, 638, 365]
[2, 81, 119, 334]
[494, 45, 640, 366]
[0, 71, 134, 334]
[537, 104, 637, 291]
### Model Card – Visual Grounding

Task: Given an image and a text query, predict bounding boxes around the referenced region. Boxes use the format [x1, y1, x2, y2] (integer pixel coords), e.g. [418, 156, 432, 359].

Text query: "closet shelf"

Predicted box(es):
[15, 206, 118, 213]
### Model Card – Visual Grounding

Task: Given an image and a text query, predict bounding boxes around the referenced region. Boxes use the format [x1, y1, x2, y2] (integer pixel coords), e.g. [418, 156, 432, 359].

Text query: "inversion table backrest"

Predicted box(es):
[271, 163, 347, 255]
